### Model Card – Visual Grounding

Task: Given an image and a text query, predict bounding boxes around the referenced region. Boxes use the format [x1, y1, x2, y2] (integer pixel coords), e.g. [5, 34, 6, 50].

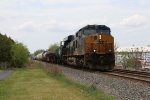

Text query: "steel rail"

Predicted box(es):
[102, 69, 150, 83]
[111, 69, 150, 78]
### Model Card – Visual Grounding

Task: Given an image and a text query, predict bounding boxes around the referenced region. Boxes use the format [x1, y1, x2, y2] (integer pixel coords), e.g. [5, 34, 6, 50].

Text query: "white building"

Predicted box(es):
[115, 46, 150, 69]
[117, 46, 150, 53]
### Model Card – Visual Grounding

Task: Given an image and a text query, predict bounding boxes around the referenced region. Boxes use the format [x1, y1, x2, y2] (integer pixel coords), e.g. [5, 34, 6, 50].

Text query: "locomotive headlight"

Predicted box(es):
[109, 49, 112, 52]
[94, 50, 96, 52]
[99, 35, 102, 40]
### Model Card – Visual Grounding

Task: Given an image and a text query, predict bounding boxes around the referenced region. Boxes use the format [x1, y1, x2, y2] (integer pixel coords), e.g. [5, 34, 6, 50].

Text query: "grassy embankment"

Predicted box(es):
[0, 61, 114, 100]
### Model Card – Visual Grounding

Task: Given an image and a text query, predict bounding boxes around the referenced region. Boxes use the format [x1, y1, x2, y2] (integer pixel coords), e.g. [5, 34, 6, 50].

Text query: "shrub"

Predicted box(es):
[120, 52, 142, 70]
[10, 42, 29, 68]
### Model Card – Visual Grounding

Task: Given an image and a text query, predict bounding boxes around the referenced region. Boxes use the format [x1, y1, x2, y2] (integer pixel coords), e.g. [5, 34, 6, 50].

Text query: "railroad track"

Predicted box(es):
[42, 61, 150, 84]
[102, 69, 150, 83]
[65, 65, 150, 83]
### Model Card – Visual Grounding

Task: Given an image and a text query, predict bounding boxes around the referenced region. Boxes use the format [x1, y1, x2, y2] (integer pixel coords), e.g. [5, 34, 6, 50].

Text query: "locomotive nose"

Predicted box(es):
[91, 34, 113, 54]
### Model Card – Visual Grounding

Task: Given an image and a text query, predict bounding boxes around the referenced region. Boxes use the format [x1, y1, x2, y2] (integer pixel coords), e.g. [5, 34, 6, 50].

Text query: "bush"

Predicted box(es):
[10, 42, 29, 68]
[120, 52, 142, 70]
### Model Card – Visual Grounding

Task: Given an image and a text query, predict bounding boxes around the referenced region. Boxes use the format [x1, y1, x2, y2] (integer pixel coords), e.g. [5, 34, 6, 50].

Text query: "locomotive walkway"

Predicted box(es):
[0, 70, 13, 80]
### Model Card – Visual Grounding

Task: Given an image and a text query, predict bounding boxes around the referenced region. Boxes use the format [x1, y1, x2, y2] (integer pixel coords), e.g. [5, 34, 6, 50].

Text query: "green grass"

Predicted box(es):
[0, 62, 114, 100]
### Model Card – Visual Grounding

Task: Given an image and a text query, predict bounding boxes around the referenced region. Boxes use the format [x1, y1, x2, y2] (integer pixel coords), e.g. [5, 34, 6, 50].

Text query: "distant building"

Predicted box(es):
[116, 46, 150, 53]
[115, 46, 150, 69]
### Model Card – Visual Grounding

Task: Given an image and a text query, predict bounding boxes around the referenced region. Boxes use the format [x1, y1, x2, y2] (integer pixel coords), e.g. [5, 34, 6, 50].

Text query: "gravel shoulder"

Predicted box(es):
[46, 63, 150, 100]
[0, 70, 14, 80]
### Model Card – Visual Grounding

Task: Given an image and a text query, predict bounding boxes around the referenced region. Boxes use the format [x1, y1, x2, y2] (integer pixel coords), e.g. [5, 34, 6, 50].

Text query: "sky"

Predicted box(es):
[0, 0, 150, 53]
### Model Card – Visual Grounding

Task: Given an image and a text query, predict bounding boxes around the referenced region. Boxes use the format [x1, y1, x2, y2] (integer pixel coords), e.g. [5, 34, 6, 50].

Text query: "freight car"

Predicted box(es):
[42, 51, 56, 63]
[34, 52, 43, 60]
[56, 25, 115, 70]
[35, 51, 56, 63]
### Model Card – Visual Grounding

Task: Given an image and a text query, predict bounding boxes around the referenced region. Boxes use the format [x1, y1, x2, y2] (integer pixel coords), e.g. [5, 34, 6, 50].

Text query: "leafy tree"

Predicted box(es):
[48, 43, 59, 52]
[0, 33, 14, 62]
[34, 49, 44, 56]
[10, 42, 29, 67]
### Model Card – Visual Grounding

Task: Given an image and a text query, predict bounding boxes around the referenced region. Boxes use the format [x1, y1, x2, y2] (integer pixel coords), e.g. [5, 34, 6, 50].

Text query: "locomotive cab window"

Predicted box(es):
[82, 25, 111, 35]
[97, 29, 110, 35]
[83, 28, 96, 35]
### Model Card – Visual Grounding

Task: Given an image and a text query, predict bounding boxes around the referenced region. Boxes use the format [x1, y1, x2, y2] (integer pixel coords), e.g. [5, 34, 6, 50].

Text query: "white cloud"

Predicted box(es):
[17, 21, 39, 32]
[16, 18, 110, 34]
[0, 0, 150, 52]
[16, 20, 73, 34]
[121, 14, 147, 27]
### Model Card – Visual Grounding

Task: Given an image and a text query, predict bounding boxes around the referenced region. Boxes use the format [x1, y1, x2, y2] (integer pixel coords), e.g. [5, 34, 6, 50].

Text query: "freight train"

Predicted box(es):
[35, 25, 115, 70]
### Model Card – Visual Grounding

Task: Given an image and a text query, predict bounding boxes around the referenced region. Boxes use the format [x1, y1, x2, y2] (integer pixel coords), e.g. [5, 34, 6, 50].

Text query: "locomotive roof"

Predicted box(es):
[79, 25, 110, 31]
[63, 35, 74, 42]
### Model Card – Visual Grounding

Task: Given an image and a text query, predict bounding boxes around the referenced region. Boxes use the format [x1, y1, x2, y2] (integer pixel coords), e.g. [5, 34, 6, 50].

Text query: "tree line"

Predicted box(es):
[0, 33, 29, 69]
[33, 43, 59, 56]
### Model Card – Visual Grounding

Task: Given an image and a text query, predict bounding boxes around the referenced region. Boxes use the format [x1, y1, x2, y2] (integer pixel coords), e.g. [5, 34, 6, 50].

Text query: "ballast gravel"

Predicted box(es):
[46, 63, 150, 100]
